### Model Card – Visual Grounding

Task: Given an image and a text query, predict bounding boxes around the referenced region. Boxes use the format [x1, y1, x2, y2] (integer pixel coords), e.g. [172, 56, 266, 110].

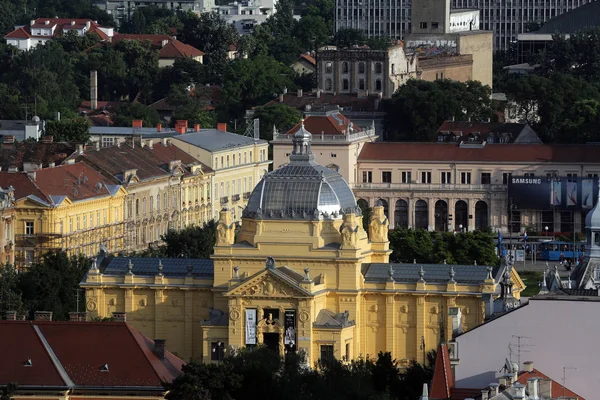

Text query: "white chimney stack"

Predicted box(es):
[527, 378, 539, 400]
[90, 70, 98, 110]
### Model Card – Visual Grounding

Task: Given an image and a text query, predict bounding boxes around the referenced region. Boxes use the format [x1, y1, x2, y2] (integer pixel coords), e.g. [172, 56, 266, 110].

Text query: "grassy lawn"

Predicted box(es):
[519, 271, 542, 297]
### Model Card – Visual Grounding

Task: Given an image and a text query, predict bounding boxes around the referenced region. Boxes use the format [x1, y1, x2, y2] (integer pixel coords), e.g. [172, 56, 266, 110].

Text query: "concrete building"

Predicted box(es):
[290, 54, 316, 76]
[355, 142, 600, 233]
[73, 140, 214, 254]
[0, 186, 16, 266]
[272, 109, 377, 186]
[334, 0, 594, 52]
[81, 126, 524, 363]
[4, 18, 113, 51]
[213, 0, 277, 34]
[316, 43, 418, 99]
[93, 0, 209, 27]
[0, 162, 127, 268]
[170, 125, 271, 222]
[0, 317, 183, 399]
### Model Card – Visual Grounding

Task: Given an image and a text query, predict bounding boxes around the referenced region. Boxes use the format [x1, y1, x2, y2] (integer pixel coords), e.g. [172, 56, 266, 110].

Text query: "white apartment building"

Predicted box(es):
[93, 0, 211, 26]
[213, 0, 277, 34]
[334, 0, 594, 51]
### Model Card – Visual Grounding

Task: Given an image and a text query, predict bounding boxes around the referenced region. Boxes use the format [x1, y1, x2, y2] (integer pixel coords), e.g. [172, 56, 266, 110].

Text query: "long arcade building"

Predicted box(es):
[81, 125, 523, 363]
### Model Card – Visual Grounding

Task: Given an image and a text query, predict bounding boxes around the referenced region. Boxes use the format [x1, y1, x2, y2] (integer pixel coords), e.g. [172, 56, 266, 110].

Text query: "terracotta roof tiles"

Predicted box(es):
[159, 40, 204, 58]
[265, 92, 382, 112]
[300, 54, 316, 66]
[5, 18, 110, 41]
[430, 344, 454, 399]
[358, 142, 600, 164]
[285, 113, 364, 137]
[517, 368, 583, 399]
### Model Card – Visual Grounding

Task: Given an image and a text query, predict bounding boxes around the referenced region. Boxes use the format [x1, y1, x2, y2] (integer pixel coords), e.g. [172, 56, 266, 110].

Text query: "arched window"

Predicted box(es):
[142, 198, 146, 215]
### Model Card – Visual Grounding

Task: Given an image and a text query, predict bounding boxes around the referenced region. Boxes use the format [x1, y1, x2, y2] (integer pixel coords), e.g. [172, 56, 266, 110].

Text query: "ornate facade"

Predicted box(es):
[81, 125, 523, 364]
[0, 186, 16, 265]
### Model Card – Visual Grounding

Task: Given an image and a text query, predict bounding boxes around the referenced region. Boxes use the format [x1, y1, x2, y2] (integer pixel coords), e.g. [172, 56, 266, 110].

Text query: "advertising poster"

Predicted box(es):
[284, 310, 296, 349]
[551, 180, 562, 207]
[567, 181, 577, 207]
[246, 309, 256, 345]
[583, 179, 594, 208]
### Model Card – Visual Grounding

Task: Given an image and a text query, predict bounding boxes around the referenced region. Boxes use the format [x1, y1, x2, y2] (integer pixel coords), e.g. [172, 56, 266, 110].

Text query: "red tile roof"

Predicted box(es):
[112, 33, 172, 48]
[5, 18, 110, 41]
[358, 142, 600, 164]
[517, 368, 583, 399]
[284, 113, 364, 137]
[430, 344, 454, 400]
[0, 321, 182, 390]
[0, 141, 75, 172]
[0, 162, 119, 205]
[160, 39, 204, 58]
[299, 54, 316, 66]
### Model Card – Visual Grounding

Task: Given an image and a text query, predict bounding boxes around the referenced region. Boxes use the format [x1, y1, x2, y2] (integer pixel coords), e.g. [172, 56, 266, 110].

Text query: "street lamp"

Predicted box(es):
[459, 224, 463, 233]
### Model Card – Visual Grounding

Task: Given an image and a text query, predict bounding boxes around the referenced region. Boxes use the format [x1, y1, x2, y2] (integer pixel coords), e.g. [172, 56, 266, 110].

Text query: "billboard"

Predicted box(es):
[284, 310, 296, 352]
[508, 176, 598, 210]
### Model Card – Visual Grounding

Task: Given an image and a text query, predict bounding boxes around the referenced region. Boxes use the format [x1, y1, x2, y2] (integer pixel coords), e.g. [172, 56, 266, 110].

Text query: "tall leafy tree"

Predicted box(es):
[252, 104, 302, 141]
[160, 221, 217, 259]
[45, 117, 91, 142]
[112, 103, 160, 127]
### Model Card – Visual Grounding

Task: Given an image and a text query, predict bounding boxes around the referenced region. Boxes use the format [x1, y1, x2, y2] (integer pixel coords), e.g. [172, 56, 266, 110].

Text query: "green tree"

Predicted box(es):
[113, 40, 160, 103]
[18, 251, 90, 320]
[160, 221, 217, 259]
[0, 264, 26, 314]
[0, 83, 22, 120]
[252, 104, 302, 141]
[45, 117, 91, 142]
[168, 85, 216, 129]
[164, 360, 242, 400]
[86, 45, 129, 101]
[0, 0, 17, 36]
[220, 55, 295, 120]
[1, 383, 17, 400]
[382, 79, 492, 141]
[113, 103, 161, 127]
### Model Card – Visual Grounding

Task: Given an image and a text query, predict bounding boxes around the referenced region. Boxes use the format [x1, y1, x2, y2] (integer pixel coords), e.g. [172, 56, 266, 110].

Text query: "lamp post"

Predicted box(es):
[459, 224, 463, 233]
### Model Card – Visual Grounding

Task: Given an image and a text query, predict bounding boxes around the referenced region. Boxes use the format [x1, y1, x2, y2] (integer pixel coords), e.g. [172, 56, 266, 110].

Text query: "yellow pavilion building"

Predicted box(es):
[81, 125, 524, 365]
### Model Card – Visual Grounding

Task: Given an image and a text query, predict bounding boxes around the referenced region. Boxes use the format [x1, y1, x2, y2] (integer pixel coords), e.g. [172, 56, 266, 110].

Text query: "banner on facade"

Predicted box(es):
[246, 309, 256, 345]
[284, 310, 296, 348]
[583, 179, 594, 208]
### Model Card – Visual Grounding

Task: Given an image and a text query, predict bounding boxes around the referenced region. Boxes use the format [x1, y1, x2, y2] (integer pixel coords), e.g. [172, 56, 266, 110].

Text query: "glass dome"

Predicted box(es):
[243, 122, 358, 220]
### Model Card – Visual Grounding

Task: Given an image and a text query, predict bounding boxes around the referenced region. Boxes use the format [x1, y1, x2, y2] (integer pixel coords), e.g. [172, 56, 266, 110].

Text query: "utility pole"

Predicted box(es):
[562, 366, 576, 398]
[74, 289, 84, 313]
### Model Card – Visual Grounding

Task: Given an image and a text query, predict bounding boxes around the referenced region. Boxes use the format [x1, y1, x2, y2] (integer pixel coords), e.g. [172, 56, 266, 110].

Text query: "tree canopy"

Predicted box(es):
[45, 117, 91, 142]
[383, 79, 492, 141]
[143, 221, 217, 259]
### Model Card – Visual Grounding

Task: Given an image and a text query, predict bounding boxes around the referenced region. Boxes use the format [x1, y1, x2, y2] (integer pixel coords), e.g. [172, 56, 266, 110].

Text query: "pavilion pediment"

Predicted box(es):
[225, 269, 312, 299]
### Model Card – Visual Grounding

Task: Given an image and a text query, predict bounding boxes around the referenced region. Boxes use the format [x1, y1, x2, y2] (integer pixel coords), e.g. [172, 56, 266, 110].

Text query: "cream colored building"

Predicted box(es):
[170, 128, 271, 222]
[0, 186, 16, 265]
[82, 126, 524, 365]
[356, 142, 600, 234]
[271, 110, 377, 186]
[76, 140, 213, 253]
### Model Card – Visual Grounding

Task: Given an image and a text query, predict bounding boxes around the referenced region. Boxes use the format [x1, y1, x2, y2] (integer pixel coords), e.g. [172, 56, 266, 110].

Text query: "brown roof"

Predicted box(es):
[264, 92, 382, 112]
[0, 162, 119, 205]
[285, 113, 363, 136]
[159, 40, 204, 58]
[358, 142, 600, 164]
[0, 141, 75, 171]
[4, 27, 31, 39]
[0, 321, 182, 390]
[430, 344, 454, 399]
[437, 121, 532, 143]
[112, 33, 172, 48]
[78, 141, 212, 184]
[299, 54, 316, 66]
[517, 368, 583, 399]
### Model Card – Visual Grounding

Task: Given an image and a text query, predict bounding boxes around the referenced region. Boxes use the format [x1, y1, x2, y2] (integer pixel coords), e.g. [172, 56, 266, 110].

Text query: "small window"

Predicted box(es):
[363, 171, 372, 183]
[25, 221, 34, 235]
[382, 171, 392, 183]
[503, 172, 512, 184]
[524, 172, 535, 178]
[320, 345, 335, 362]
[421, 171, 431, 184]
[211, 342, 225, 361]
[325, 78, 333, 91]
[342, 61, 349, 73]
[419, 22, 428, 29]
[343, 79, 349, 90]
[432, 22, 439, 29]
[375, 79, 382, 91]
[402, 171, 412, 183]
[441, 171, 451, 184]
[481, 173, 491, 184]
[375, 62, 383, 74]
[359, 79, 365, 90]
[461, 172, 472, 184]
[391, 64, 395, 74]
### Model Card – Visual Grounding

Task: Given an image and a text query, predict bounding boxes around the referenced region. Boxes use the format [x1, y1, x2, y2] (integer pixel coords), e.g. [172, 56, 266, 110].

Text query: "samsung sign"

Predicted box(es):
[508, 176, 598, 211]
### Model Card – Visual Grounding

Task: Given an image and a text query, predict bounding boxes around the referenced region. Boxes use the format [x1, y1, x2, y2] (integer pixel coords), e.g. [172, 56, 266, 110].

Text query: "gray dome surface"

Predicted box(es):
[243, 122, 357, 219]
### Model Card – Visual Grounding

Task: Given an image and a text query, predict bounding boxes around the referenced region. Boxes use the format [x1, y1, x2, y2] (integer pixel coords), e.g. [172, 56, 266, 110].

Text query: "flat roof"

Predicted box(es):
[172, 129, 267, 152]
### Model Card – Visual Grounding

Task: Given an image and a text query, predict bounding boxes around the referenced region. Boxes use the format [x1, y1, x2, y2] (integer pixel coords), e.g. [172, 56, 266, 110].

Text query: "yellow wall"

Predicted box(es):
[0, 192, 15, 265]
[457, 31, 493, 89]
[14, 188, 126, 267]
[82, 206, 520, 365]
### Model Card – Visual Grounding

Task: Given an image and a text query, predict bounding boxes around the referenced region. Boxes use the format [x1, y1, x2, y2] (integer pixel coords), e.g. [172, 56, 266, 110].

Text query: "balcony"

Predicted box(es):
[353, 182, 506, 192]
[220, 196, 229, 205]
[243, 192, 252, 200]
[232, 194, 241, 202]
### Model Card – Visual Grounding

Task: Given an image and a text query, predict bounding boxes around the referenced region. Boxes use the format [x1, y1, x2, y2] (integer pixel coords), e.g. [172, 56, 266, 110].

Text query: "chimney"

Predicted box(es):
[527, 378, 539, 400]
[297, 89, 303, 97]
[279, 94, 284, 102]
[194, 123, 200, 131]
[77, 144, 85, 154]
[217, 122, 227, 132]
[176, 126, 186, 134]
[538, 379, 552, 398]
[162, 39, 169, 47]
[90, 70, 98, 110]
[523, 361, 534, 372]
[71, 20, 76, 26]
[162, 137, 168, 147]
[34, 311, 53, 321]
[132, 119, 143, 128]
[489, 383, 499, 397]
[27, 171, 36, 181]
[41, 135, 54, 144]
[481, 390, 489, 400]
[112, 312, 127, 322]
[69, 312, 88, 322]
[148, 139, 154, 149]
[153, 339, 166, 359]
[5, 311, 17, 321]
[316, 89, 321, 98]
[49, 162, 55, 168]
[156, 123, 162, 132]
[95, 140, 100, 151]
[513, 383, 526, 399]
[85, 20, 91, 30]
[176, 120, 188, 129]
[30, 19, 35, 26]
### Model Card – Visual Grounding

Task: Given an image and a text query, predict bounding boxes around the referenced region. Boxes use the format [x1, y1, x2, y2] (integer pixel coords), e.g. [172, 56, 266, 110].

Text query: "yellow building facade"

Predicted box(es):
[0, 163, 126, 267]
[170, 127, 271, 222]
[0, 186, 16, 265]
[81, 127, 523, 364]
